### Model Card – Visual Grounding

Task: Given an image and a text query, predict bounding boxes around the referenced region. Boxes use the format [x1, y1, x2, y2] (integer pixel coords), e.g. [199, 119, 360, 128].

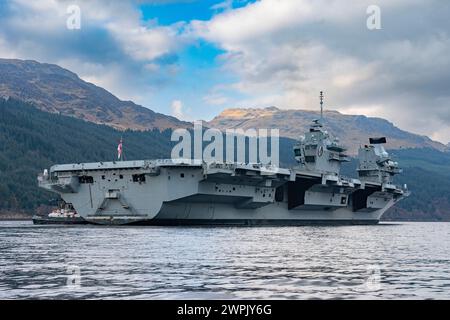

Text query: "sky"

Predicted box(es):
[0, 0, 449, 143]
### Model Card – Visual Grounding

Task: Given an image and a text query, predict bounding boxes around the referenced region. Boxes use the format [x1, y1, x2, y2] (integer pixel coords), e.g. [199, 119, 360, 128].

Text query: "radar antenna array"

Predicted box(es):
[319, 91, 324, 122]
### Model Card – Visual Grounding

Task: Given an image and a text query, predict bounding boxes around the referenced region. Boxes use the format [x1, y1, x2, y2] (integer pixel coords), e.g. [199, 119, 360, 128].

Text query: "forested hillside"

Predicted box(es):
[0, 98, 173, 211]
[340, 151, 450, 221]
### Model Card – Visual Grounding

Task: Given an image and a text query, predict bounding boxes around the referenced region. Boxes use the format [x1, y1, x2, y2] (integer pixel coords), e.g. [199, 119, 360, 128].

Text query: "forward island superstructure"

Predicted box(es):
[37, 94, 409, 225]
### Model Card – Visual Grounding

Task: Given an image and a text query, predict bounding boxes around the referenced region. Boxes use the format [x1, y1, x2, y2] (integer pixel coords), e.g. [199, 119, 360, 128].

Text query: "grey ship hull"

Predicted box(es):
[86, 202, 384, 226]
[38, 160, 405, 226]
[132, 206, 382, 226]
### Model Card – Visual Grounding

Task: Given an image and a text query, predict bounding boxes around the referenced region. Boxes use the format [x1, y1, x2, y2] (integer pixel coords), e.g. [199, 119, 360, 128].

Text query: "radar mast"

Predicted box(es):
[319, 91, 324, 123]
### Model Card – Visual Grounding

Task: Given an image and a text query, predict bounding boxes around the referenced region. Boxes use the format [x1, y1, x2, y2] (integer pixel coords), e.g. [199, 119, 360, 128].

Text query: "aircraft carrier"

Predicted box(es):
[37, 95, 409, 226]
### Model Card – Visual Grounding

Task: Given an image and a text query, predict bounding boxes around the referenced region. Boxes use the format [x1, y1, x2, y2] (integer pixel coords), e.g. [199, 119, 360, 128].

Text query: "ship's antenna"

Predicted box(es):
[319, 91, 324, 123]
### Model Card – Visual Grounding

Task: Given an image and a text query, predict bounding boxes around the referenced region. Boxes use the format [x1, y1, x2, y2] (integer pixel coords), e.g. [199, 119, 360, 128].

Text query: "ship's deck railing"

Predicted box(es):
[205, 161, 291, 175]
[148, 158, 204, 166]
[37, 172, 57, 185]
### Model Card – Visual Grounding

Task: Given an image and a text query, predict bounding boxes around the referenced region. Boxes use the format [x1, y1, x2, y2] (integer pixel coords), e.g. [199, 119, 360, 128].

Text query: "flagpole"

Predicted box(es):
[117, 136, 123, 161]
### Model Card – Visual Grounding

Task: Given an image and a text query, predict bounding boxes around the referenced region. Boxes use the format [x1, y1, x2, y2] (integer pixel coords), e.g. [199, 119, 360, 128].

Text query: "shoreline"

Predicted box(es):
[0, 217, 448, 223]
[0, 212, 33, 221]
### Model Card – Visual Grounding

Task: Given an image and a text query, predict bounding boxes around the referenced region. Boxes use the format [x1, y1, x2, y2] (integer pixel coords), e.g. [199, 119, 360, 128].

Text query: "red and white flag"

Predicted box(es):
[117, 138, 123, 160]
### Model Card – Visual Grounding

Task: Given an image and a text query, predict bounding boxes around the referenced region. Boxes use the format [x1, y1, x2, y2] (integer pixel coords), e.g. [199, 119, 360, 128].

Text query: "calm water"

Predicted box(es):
[0, 221, 449, 299]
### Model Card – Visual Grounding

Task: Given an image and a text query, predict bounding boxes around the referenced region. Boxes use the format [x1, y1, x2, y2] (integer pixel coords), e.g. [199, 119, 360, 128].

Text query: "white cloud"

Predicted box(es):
[105, 20, 181, 62]
[211, 0, 233, 12]
[4, 0, 182, 62]
[190, 0, 450, 143]
[192, 0, 384, 48]
[203, 93, 229, 106]
[171, 99, 184, 119]
[1, 0, 449, 143]
[0, 0, 190, 112]
[170, 99, 195, 121]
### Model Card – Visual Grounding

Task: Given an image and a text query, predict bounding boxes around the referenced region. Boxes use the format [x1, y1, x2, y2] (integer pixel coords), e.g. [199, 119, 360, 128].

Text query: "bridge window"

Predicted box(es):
[305, 156, 316, 163]
[132, 174, 146, 183]
[79, 176, 94, 184]
[275, 186, 284, 202]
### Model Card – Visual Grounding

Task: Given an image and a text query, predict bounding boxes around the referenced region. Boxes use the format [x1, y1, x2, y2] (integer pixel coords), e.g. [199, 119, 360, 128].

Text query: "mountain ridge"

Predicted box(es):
[0, 58, 191, 131]
[0, 58, 447, 156]
[208, 106, 447, 155]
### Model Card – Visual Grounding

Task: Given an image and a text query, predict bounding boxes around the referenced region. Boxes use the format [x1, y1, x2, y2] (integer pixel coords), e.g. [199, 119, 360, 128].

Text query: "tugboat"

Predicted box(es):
[32, 202, 88, 225]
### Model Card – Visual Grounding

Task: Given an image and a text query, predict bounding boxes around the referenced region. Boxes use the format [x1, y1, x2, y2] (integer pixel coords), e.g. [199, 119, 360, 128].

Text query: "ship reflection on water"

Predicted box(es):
[0, 221, 449, 299]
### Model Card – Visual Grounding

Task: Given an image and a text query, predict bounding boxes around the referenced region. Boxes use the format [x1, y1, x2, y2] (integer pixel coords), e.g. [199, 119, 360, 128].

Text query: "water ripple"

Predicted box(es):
[0, 221, 449, 299]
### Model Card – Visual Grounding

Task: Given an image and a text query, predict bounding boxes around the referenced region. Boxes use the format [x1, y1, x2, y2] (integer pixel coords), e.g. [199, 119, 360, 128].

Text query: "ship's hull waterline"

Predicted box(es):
[84, 203, 386, 226]
[32, 216, 88, 225]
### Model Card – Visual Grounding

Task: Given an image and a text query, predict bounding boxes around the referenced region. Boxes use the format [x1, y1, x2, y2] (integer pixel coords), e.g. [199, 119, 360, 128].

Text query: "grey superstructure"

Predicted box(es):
[38, 97, 409, 226]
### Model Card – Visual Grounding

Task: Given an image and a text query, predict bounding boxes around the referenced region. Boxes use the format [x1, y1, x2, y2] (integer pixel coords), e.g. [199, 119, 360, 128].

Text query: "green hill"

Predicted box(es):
[340, 153, 450, 221]
[0, 98, 173, 212]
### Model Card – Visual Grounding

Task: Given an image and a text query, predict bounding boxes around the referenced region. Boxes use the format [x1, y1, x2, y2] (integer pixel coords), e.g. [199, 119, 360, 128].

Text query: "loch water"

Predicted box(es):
[0, 221, 449, 299]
